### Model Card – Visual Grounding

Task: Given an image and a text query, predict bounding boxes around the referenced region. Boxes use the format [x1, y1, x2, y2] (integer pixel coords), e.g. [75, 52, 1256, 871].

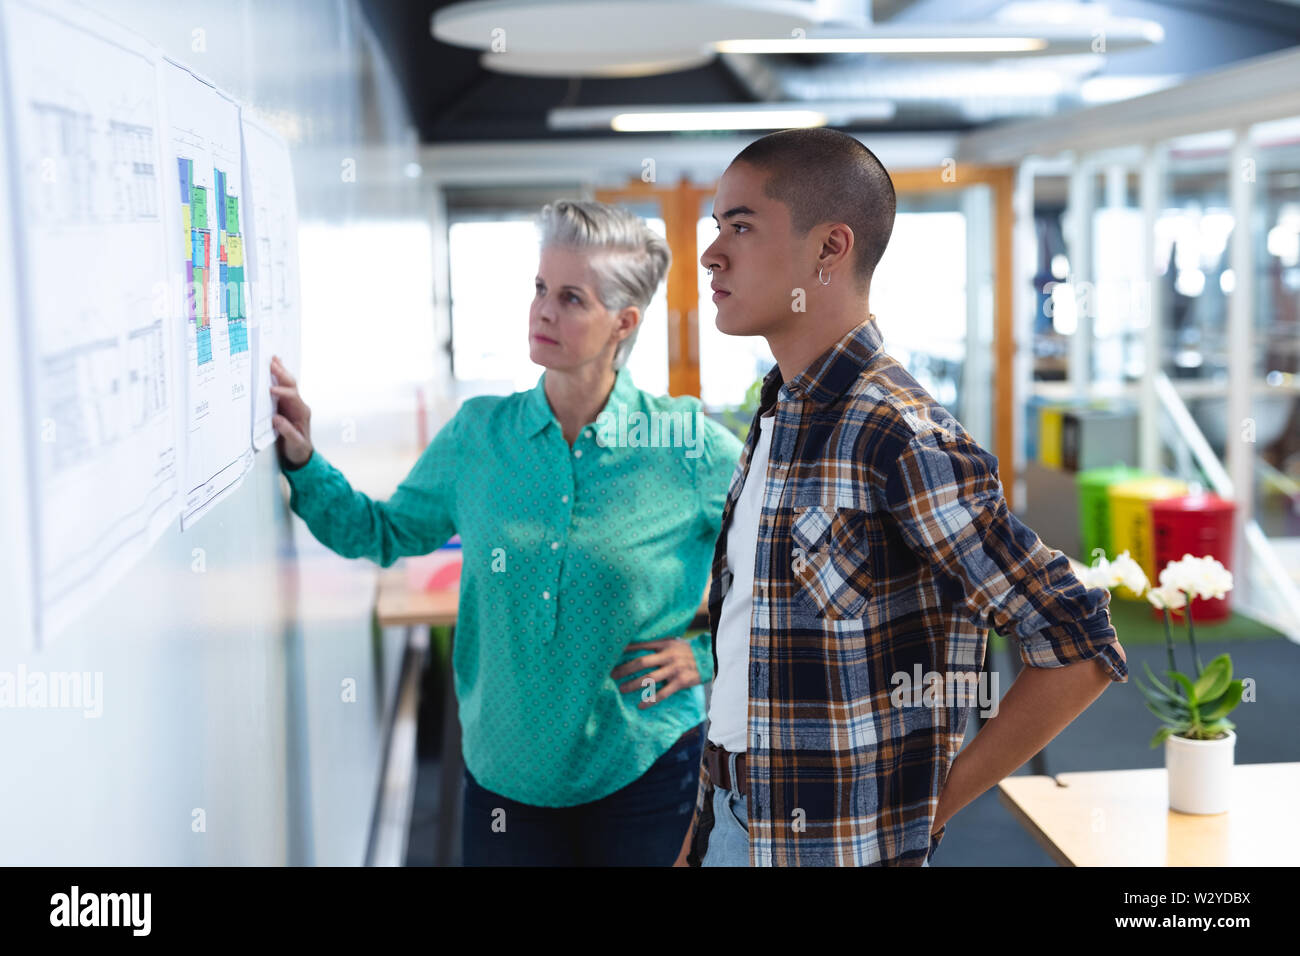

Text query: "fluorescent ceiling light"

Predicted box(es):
[716, 36, 1049, 54]
[480, 48, 713, 77]
[713, 20, 1162, 57]
[610, 109, 826, 131]
[433, 2, 1162, 66]
[1079, 75, 1180, 103]
[433, 0, 815, 55]
[550, 101, 894, 132]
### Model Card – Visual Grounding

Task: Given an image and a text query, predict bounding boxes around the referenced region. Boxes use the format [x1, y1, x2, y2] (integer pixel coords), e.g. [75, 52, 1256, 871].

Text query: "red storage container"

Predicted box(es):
[1149, 494, 1236, 622]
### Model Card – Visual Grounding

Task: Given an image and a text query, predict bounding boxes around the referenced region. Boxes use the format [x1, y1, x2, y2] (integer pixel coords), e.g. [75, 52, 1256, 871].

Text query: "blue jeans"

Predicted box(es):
[460, 722, 705, 866]
[701, 784, 750, 866]
[698, 784, 935, 867]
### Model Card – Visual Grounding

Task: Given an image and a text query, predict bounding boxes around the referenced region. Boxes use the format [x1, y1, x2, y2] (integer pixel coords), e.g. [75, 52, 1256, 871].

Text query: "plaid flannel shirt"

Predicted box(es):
[687, 317, 1128, 866]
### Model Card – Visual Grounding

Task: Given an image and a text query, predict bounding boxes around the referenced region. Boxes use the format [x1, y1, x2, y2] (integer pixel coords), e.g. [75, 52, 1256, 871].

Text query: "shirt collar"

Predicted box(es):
[768, 315, 883, 410]
[522, 364, 639, 438]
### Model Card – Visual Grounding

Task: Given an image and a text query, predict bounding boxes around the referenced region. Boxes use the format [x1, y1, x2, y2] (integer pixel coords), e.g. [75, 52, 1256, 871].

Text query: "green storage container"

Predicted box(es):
[1077, 465, 1150, 564]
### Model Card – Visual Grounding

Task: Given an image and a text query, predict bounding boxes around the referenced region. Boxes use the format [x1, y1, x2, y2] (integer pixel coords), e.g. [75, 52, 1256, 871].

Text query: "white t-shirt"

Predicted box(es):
[707, 411, 775, 752]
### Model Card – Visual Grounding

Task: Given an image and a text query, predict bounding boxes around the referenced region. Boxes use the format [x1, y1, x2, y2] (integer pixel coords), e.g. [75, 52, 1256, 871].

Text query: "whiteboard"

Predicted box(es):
[2, 0, 179, 647]
[0, 11, 35, 652]
[0, 0, 415, 867]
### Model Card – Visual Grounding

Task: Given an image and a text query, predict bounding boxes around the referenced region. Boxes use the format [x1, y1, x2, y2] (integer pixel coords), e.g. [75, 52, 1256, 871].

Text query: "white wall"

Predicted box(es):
[0, 0, 444, 864]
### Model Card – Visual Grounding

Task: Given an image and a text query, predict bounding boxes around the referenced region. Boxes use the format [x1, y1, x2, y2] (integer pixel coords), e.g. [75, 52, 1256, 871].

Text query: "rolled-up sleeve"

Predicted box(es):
[874, 421, 1127, 684]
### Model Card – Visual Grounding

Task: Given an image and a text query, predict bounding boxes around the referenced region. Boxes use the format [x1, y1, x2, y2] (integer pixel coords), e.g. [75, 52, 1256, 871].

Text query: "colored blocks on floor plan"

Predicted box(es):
[191, 186, 207, 229]
[193, 263, 208, 324]
[214, 169, 228, 230]
[229, 318, 248, 355]
[227, 266, 245, 320]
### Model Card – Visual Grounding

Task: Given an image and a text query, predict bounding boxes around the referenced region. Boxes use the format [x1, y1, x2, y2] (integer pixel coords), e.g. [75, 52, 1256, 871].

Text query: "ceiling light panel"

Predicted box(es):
[433, 0, 817, 55]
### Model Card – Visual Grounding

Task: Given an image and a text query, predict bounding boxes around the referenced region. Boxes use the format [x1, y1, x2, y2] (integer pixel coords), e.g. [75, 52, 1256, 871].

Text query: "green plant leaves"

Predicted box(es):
[1142, 694, 1191, 725]
[1141, 661, 1178, 700]
[1136, 655, 1240, 747]
[1192, 654, 1232, 702]
[1199, 680, 1244, 722]
[1168, 670, 1198, 706]
[1188, 719, 1235, 740]
[1149, 726, 1175, 748]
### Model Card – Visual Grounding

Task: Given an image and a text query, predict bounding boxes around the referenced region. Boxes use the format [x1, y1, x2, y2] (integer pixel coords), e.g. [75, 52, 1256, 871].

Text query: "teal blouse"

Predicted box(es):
[282, 366, 744, 806]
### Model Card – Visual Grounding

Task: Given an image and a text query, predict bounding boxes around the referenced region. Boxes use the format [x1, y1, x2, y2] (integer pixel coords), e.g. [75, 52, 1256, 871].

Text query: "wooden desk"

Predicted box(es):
[373, 566, 711, 866]
[998, 762, 1300, 866]
[375, 569, 458, 628]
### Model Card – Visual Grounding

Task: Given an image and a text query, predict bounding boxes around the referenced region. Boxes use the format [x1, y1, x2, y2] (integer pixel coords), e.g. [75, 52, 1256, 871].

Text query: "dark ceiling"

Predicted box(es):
[360, 0, 789, 141]
[360, 0, 1300, 144]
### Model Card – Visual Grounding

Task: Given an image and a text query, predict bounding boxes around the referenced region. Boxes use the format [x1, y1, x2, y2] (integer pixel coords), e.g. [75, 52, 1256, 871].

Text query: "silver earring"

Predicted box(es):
[818, 267, 831, 286]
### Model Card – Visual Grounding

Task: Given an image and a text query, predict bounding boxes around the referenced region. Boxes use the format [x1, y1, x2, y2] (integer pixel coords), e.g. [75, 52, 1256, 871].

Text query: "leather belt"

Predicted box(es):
[704, 741, 748, 797]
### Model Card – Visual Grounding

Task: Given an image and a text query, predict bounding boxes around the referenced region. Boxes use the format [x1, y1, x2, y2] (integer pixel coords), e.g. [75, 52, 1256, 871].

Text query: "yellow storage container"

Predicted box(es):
[1106, 477, 1190, 596]
[1038, 406, 1066, 469]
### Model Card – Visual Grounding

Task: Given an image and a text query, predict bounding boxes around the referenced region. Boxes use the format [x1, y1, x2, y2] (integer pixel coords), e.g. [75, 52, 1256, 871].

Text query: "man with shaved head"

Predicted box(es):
[679, 127, 1127, 867]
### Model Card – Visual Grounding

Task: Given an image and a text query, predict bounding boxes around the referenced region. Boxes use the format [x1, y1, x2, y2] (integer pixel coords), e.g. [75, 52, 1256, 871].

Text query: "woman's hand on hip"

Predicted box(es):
[611, 638, 700, 708]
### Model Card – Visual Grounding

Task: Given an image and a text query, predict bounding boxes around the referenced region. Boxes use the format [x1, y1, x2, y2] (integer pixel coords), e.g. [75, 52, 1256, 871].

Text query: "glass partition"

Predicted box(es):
[1159, 132, 1234, 388]
[1017, 120, 1300, 640]
[1251, 121, 1300, 544]
[1090, 166, 1145, 391]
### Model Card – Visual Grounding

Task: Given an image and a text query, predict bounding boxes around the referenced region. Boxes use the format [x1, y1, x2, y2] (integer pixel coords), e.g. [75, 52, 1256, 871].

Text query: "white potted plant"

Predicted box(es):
[1140, 555, 1241, 814]
[1081, 551, 1242, 814]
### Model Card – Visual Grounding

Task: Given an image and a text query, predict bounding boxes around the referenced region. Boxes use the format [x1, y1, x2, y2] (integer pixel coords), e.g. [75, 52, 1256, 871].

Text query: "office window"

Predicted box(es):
[871, 210, 969, 413]
[697, 214, 775, 410]
[298, 219, 435, 421]
[448, 217, 669, 399]
[697, 207, 978, 421]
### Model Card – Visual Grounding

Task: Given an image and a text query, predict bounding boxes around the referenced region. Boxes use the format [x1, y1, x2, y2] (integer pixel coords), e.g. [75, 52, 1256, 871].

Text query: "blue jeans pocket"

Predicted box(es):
[701, 786, 750, 867]
[724, 790, 748, 831]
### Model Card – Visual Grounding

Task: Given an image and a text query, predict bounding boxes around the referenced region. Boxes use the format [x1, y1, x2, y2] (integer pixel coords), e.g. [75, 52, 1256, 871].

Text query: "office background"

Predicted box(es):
[1, 0, 1298, 866]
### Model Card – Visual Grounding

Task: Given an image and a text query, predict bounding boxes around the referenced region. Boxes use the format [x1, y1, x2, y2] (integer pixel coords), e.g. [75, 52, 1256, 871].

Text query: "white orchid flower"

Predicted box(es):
[1108, 550, 1150, 595]
[1160, 553, 1234, 602]
[1145, 582, 1188, 610]
[1188, 555, 1233, 600]
[1077, 556, 1111, 590]
[1158, 554, 1194, 594]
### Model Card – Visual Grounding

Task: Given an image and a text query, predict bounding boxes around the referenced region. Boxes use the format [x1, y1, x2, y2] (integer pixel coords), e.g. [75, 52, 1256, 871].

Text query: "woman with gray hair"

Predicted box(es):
[272, 199, 743, 866]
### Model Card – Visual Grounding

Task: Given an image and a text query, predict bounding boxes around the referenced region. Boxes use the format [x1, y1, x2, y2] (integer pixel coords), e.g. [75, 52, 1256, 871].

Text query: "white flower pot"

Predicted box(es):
[1165, 729, 1235, 814]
